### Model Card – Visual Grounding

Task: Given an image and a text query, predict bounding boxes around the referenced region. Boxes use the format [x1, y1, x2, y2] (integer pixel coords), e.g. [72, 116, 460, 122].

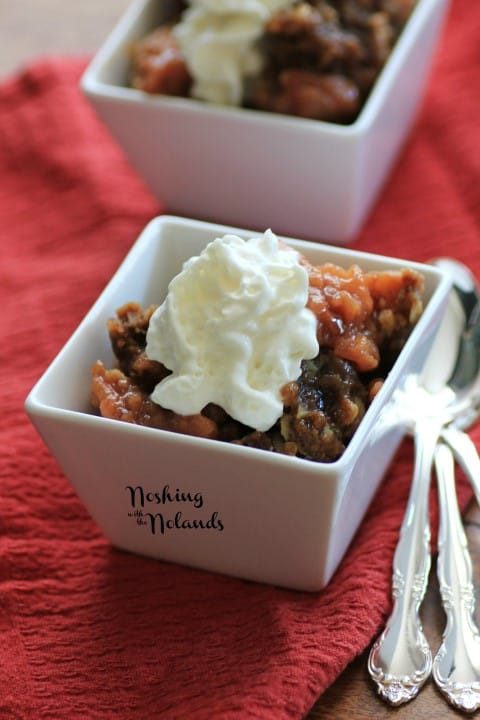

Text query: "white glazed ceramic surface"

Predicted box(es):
[80, 0, 450, 245]
[25, 216, 451, 591]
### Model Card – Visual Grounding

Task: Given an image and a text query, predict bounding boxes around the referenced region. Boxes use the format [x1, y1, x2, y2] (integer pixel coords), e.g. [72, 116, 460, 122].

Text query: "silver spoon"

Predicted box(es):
[427, 261, 480, 712]
[422, 280, 480, 714]
[368, 258, 480, 706]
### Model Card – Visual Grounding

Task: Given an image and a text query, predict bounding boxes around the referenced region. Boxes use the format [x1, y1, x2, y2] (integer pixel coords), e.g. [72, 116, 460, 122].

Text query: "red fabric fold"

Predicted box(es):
[1, 1, 479, 717]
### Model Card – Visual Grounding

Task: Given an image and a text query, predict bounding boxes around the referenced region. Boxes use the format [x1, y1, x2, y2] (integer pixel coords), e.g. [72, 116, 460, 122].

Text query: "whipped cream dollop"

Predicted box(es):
[146, 230, 319, 431]
[174, 0, 293, 106]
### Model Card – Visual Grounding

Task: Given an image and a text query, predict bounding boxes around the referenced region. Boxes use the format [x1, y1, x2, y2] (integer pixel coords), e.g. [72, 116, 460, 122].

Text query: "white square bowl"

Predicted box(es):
[25, 216, 451, 591]
[80, 0, 450, 245]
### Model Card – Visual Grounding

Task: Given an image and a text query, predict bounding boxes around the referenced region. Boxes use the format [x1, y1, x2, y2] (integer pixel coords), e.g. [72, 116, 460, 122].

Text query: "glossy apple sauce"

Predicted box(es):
[91, 259, 423, 462]
[129, 0, 417, 124]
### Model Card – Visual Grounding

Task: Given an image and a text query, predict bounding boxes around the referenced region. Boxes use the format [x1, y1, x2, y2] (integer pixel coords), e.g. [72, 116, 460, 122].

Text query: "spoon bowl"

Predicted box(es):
[425, 258, 480, 401]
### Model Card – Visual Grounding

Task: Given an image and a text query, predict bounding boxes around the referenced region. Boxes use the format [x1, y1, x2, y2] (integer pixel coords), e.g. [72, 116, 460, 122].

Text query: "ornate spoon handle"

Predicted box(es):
[433, 442, 480, 713]
[368, 420, 439, 705]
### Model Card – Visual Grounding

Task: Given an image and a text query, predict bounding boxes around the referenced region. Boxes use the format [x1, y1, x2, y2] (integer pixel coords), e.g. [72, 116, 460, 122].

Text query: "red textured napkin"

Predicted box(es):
[1, 1, 480, 717]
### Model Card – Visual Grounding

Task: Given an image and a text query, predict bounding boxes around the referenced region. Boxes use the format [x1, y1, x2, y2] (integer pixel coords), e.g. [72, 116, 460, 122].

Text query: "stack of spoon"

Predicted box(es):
[368, 258, 480, 713]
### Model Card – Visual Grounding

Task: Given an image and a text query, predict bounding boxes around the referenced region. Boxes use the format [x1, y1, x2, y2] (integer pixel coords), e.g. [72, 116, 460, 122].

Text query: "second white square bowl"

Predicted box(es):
[81, 0, 450, 245]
